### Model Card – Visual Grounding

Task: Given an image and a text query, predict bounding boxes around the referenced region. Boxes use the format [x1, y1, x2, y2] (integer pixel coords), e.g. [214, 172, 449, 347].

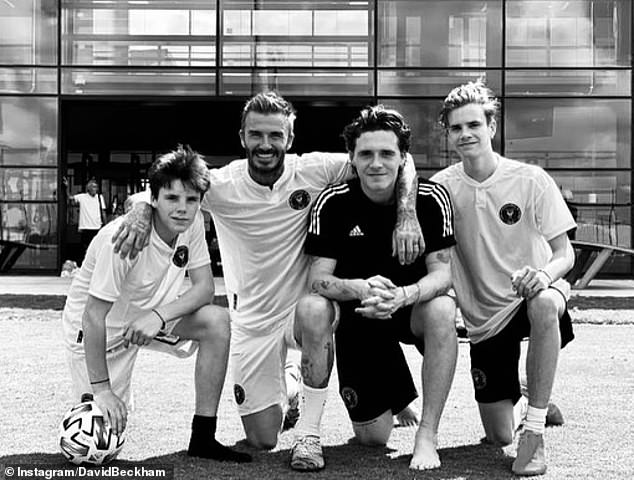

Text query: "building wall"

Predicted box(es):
[0, 0, 631, 275]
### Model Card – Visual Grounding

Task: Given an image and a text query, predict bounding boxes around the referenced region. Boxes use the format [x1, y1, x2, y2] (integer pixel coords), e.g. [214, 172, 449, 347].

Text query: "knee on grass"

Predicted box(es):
[246, 429, 279, 450]
[352, 412, 393, 446]
[484, 429, 514, 447]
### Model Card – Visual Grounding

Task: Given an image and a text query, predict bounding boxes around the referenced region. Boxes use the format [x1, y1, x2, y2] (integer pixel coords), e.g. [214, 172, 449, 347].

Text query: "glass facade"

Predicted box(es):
[0, 0, 632, 275]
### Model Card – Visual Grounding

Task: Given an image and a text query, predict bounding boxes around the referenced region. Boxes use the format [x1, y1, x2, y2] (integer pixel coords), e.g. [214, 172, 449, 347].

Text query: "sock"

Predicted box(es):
[294, 384, 328, 439]
[285, 356, 302, 404]
[513, 395, 529, 431]
[188, 415, 252, 463]
[524, 406, 547, 435]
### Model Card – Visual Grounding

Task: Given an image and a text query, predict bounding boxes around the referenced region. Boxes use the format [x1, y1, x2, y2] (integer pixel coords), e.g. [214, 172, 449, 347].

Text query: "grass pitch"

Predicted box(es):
[1, 308, 632, 479]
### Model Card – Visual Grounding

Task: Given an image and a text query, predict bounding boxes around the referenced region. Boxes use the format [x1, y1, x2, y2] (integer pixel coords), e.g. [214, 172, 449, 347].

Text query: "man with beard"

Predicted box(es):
[111, 92, 423, 471]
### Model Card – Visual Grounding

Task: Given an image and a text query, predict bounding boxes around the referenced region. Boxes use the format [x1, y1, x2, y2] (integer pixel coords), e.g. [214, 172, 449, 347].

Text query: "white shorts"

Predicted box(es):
[67, 317, 198, 408]
[230, 311, 299, 416]
[230, 300, 340, 416]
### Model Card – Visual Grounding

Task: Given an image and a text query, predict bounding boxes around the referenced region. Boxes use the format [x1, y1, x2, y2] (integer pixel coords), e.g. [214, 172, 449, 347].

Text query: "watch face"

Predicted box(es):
[172, 245, 189, 267]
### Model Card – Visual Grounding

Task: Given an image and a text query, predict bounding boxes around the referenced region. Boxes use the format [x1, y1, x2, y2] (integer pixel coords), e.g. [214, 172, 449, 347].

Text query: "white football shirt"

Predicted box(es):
[202, 153, 349, 334]
[62, 212, 210, 353]
[432, 156, 576, 343]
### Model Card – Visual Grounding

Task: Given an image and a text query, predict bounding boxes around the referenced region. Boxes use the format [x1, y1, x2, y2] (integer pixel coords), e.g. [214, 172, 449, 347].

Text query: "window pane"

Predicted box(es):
[62, 0, 216, 66]
[378, 1, 502, 67]
[505, 70, 631, 96]
[61, 69, 215, 95]
[551, 170, 630, 205]
[221, 70, 373, 96]
[378, 70, 501, 96]
[0, 0, 56, 64]
[0, 203, 58, 270]
[0, 68, 57, 94]
[574, 205, 631, 248]
[0, 97, 58, 166]
[0, 168, 58, 201]
[505, 99, 630, 169]
[550, 173, 631, 249]
[222, 1, 372, 67]
[506, 1, 631, 67]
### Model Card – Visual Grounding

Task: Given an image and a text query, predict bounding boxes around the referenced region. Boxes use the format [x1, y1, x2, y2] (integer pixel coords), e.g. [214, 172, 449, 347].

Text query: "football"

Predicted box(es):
[58, 399, 125, 465]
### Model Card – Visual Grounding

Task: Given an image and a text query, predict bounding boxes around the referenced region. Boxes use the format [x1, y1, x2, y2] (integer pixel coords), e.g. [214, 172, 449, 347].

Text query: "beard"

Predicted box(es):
[246, 145, 286, 176]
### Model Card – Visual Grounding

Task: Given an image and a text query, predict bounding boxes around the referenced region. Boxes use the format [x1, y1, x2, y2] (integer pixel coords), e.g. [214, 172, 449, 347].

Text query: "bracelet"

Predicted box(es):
[90, 378, 110, 385]
[400, 286, 408, 304]
[152, 308, 166, 331]
[538, 269, 554, 285]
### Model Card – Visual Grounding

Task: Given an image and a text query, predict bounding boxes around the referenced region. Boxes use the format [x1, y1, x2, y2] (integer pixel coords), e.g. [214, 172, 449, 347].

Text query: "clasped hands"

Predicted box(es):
[354, 275, 406, 320]
[511, 266, 551, 299]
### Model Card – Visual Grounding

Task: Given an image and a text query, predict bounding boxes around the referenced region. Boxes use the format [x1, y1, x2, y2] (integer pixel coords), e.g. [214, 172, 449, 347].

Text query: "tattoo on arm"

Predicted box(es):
[396, 157, 418, 210]
[311, 278, 358, 300]
[309, 256, 361, 300]
[311, 279, 331, 293]
[435, 249, 451, 264]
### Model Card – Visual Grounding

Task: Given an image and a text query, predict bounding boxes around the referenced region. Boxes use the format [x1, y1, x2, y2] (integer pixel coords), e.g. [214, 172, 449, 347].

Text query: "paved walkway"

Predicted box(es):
[0, 276, 226, 296]
[0, 276, 631, 298]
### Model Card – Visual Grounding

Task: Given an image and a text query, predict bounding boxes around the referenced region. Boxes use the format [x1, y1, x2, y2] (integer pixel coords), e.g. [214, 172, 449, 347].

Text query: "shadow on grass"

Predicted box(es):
[0, 295, 230, 311]
[0, 441, 518, 480]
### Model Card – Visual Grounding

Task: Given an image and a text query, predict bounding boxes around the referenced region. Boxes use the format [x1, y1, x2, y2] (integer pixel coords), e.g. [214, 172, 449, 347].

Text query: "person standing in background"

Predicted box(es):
[64, 177, 107, 264]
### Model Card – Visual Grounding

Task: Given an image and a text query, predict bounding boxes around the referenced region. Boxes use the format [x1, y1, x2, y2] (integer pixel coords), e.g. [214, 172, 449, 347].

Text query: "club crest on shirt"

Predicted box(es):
[499, 203, 521, 225]
[471, 368, 487, 390]
[341, 386, 359, 409]
[172, 245, 189, 267]
[288, 189, 311, 210]
[234, 384, 246, 405]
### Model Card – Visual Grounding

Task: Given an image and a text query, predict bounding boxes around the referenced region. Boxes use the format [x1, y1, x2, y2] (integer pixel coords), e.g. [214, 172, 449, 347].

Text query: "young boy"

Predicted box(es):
[62, 145, 251, 463]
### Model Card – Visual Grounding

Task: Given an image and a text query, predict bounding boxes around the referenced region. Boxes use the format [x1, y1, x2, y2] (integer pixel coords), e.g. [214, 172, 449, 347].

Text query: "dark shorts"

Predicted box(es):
[469, 298, 574, 404]
[335, 304, 423, 423]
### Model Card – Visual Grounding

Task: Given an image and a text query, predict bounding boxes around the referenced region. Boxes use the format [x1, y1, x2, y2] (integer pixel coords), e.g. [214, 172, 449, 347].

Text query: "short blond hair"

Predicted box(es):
[439, 80, 500, 129]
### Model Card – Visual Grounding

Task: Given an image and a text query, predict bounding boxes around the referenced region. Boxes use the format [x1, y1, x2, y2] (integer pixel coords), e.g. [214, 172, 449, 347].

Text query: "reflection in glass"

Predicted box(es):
[221, 70, 372, 96]
[61, 1, 216, 66]
[573, 205, 631, 248]
[505, 99, 631, 169]
[0, 97, 58, 166]
[378, 1, 502, 67]
[0, 68, 57, 94]
[222, 1, 371, 67]
[505, 70, 630, 96]
[379, 70, 501, 97]
[506, 1, 631, 67]
[0, 168, 58, 201]
[223, 42, 369, 67]
[0, 203, 58, 269]
[551, 171, 631, 206]
[62, 69, 215, 95]
[0, 0, 57, 64]
[0, 202, 57, 244]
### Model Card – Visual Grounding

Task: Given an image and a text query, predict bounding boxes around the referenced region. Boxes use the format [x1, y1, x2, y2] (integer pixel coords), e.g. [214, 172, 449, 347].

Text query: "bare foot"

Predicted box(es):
[409, 429, 440, 470]
[394, 405, 419, 427]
